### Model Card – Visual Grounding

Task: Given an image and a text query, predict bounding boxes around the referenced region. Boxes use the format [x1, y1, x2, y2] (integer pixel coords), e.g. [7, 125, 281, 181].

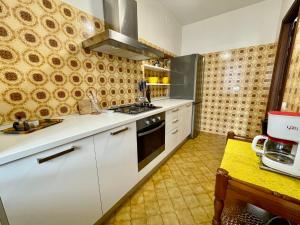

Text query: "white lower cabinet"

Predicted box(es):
[94, 122, 138, 214]
[166, 127, 179, 154]
[0, 105, 193, 225]
[0, 137, 102, 225]
[180, 103, 193, 140]
[166, 103, 193, 153]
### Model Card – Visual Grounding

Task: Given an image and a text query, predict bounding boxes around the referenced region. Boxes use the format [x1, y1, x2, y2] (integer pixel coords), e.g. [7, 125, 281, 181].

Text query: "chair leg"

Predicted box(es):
[212, 168, 229, 225]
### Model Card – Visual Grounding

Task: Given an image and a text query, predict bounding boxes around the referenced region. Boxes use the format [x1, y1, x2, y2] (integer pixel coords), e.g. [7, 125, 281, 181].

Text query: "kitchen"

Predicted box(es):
[0, 0, 300, 225]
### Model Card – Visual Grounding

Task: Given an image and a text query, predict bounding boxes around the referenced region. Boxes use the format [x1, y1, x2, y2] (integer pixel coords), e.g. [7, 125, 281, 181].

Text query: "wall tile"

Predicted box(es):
[200, 43, 277, 137]
[0, 0, 177, 125]
[0, 0, 176, 124]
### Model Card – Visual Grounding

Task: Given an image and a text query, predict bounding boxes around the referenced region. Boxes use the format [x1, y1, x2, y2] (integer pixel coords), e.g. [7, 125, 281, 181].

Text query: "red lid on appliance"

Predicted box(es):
[269, 111, 300, 117]
[268, 136, 297, 145]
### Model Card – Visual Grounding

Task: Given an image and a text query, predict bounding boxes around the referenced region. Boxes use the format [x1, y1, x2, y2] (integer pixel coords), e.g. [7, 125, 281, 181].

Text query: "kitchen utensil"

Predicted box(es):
[146, 86, 151, 103]
[142, 80, 147, 101]
[87, 90, 101, 113]
[138, 81, 147, 103]
[138, 81, 142, 92]
[2, 119, 63, 134]
[252, 111, 300, 177]
[77, 99, 93, 115]
[153, 60, 160, 67]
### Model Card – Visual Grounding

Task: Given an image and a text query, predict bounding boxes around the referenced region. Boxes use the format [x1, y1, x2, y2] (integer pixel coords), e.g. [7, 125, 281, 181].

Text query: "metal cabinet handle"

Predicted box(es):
[172, 108, 179, 112]
[37, 147, 76, 164]
[171, 129, 178, 134]
[110, 127, 128, 135]
[172, 119, 179, 123]
[138, 122, 165, 137]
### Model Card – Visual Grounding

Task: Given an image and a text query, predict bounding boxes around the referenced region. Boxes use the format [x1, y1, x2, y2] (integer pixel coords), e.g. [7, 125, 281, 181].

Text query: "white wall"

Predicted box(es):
[181, 0, 283, 55]
[280, 0, 294, 20]
[274, 0, 294, 37]
[136, 0, 182, 55]
[62, 0, 182, 55]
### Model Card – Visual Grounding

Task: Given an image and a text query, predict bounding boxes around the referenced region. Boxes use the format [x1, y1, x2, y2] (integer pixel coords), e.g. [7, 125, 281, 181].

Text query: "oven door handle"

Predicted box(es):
[137, 122, 165, 137]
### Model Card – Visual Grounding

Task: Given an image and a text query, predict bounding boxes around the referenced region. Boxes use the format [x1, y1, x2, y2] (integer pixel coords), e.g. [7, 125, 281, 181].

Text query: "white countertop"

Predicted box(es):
[0, 99, 193, 165]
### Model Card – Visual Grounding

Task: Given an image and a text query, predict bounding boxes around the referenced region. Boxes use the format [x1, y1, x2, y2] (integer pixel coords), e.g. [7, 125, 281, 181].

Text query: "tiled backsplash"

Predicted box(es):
[1, 1, 296, 136]
[283, 20, 300, 113]
[0, 0, 176, 125]
[201, 43, 277, 137]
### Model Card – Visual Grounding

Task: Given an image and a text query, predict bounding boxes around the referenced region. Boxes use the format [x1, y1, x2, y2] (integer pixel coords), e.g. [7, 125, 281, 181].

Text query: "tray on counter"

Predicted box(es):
[1, 119, 63, 134]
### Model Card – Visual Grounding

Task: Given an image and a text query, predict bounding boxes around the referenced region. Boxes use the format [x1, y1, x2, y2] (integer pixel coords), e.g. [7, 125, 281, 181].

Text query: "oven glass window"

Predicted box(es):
[137, 121, 165, 171]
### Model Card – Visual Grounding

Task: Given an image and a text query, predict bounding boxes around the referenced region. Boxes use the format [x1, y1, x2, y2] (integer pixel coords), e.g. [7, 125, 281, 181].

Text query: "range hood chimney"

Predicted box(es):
[82, 0, 164, 60]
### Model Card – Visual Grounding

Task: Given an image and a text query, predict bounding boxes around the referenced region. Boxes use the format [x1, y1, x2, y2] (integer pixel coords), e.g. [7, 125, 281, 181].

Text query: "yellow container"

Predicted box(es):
[148, 77, 159, 83]
[162, 77, 170, 84]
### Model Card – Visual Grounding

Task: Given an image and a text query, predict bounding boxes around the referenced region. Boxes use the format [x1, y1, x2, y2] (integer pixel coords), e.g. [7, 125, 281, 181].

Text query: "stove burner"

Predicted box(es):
[109, 103, 160, 114]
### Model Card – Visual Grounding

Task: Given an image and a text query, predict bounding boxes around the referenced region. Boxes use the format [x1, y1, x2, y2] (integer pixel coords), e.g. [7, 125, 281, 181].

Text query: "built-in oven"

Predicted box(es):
[137, 112, 165, 171]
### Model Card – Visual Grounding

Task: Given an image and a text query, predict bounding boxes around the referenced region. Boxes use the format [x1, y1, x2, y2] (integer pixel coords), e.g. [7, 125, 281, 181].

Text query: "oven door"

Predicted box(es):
[137, 121, 165, 171]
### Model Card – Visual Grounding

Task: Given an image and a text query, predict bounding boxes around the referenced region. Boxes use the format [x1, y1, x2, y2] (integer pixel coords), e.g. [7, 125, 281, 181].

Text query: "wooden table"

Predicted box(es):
[212, 132, 300, 225]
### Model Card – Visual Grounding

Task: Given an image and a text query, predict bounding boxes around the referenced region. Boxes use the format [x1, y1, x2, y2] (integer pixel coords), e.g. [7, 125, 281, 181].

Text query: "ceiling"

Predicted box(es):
[158, 0, 265, 25]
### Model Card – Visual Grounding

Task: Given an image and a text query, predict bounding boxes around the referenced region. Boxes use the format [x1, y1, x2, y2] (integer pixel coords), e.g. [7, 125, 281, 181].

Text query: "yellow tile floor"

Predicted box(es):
[104, 132, 226, 225]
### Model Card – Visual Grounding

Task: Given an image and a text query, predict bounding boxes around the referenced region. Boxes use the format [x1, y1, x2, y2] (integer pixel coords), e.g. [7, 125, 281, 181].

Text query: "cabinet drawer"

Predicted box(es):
[166, 116, 180, 133]
[166, 127, 179, 154]
[166, 107, 180, 132]
[166, 107, 179, 121]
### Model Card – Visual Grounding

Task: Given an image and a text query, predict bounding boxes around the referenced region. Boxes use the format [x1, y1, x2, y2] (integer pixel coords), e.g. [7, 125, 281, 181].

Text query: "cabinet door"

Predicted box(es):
[183, 103, 193, 138]
[165, 128, 179, 154]
[94, 123, 138, 213]
[0, 137, 102, 225]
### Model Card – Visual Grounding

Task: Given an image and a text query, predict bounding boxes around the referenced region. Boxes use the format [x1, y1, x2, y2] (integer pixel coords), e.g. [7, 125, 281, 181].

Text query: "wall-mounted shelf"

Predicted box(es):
[146, 83, 170, 86]
[143, 64, 170, 72]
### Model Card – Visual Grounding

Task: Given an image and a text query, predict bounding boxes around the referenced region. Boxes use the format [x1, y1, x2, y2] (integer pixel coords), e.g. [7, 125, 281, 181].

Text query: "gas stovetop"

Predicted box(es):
[109, 103, 161, 115]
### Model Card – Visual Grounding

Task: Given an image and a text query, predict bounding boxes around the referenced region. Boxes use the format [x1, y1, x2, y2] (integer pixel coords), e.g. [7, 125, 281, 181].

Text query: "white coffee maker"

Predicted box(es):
[252, 111, 300, 177]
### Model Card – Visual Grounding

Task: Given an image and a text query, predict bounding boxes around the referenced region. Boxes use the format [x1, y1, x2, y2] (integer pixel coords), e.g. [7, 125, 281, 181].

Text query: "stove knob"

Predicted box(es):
[145, 120, 150, 125]
[152, 118, 156, 123]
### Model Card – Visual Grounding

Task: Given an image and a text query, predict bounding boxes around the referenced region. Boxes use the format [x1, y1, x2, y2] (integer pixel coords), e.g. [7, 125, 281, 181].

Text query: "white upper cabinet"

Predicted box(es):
[0, 136, 102, 225]
[94, 123, 138, 214]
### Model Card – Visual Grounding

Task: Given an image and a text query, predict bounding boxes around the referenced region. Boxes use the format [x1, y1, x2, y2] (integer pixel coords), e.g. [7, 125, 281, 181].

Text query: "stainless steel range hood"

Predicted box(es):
[82, 0, 164, 60]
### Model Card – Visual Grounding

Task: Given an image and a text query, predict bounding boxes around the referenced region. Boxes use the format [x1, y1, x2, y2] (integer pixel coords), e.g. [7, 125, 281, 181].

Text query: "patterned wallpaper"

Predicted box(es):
[283, 20, 300, 112]
[200, 43, 277, 137]
[0, 0, 175, 125]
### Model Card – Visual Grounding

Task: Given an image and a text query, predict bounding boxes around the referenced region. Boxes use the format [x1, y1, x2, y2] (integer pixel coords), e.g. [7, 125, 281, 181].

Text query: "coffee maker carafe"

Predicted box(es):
[252, 111, 300, 177]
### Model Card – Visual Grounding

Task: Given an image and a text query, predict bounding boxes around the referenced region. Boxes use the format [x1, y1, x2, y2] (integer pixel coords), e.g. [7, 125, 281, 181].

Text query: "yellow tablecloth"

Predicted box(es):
[221, 139, 300, 200]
